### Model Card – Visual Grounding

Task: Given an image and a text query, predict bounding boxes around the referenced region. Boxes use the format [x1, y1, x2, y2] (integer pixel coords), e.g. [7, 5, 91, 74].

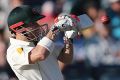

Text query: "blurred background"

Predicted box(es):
[0, 0, 120, 80]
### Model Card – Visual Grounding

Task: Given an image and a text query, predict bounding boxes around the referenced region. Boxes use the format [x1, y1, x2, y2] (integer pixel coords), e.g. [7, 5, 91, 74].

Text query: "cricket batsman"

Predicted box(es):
[6, 5, 79, 80]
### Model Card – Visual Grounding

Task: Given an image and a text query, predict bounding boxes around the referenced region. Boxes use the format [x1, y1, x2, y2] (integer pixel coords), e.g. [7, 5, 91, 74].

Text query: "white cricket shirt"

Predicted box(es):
[7, 38, 64, 80]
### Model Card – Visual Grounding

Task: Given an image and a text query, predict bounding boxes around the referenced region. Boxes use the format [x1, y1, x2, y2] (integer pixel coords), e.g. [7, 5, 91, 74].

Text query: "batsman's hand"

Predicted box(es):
[65, 30, 77, 39]
[51, 14, 79, 32]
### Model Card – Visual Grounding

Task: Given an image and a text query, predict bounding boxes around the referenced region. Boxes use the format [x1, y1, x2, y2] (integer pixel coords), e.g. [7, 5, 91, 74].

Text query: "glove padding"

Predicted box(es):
[52, 14, 78, 32]
[65, 30, 77, 39]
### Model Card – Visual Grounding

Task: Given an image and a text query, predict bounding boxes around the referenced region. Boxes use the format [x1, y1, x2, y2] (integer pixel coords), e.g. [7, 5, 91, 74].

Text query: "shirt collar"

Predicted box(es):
[10, 38, 34, 46]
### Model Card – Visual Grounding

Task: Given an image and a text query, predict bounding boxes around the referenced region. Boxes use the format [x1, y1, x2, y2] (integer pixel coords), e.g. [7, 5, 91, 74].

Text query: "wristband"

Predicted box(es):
[37, 37, 55, 53]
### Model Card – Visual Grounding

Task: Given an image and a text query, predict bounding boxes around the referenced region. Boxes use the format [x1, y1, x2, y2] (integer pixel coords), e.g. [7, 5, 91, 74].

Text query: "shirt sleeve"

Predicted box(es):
[11, 46, 33, 69]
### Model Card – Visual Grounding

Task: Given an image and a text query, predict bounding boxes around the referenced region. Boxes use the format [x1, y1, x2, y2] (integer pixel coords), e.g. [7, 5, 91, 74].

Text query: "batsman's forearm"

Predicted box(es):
[64, 43, 73, 63]
[29, 31, 57, 64]
[46, 30, 57, 41]
[58, 43, 73, 64]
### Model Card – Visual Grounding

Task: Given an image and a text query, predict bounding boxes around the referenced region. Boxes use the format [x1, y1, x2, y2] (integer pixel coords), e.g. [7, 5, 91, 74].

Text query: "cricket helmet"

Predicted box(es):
[7, 5, 49, 41]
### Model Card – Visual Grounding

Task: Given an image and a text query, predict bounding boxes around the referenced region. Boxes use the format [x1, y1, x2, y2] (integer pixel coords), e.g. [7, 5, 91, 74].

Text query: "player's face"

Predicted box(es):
[20, 22, 49, 42]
